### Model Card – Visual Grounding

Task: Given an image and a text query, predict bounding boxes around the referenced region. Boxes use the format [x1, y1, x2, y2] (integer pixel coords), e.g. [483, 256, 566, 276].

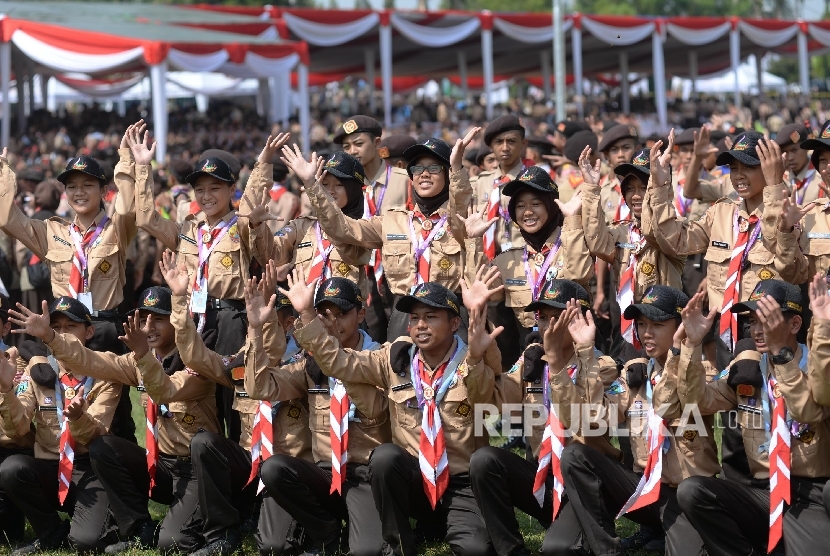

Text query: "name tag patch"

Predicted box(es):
[807, 232, 830, 239]
[711, 241, 729, 249]
[391, 382, 413, 392]
[386, 234, 408, 241]
[179, 234, 198, 246]
[505, 279, 527, 286]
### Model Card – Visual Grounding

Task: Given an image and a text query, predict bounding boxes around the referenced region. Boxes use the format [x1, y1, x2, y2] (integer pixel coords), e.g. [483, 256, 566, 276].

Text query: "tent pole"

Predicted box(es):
[688, 50, 698, 99]
[730, 24, 741, 109]
[797, 25, 810, 95]
[481, 23, 494, 120]
[365, 48, 376, 115]
[150, 62, 168, 163]
[572, 25, 583, 119]
[552, 0, 566, 121]
[298, 63, 310, 155]
[755, 54, 764, 95]
[1, 41, 10, 148]
[379, 18, 393, 129]
[652, 25, 667, 134]
[619, 51, 630, 115]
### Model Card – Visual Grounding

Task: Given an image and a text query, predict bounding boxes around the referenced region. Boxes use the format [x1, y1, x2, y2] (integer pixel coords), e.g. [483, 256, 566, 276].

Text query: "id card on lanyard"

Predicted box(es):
[191, 216, 238, 315]
[69, 216, 109, 313]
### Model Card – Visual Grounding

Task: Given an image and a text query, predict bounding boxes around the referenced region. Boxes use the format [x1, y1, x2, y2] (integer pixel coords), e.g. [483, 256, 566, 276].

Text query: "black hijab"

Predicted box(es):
[508, 188, 563, 252]
[340, 178, 366, 220]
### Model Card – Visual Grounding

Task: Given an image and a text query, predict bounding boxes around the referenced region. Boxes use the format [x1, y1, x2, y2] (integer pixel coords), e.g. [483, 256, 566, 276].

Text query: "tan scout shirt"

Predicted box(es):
[171, 294, 311, 459]
[0, 150, 137, 311]
[642, 180, 804, 313]
[489, 217, 593, 329]
[606, 355, 720, 487]
[678, 343, 830, 480]
[245, 332, 391, 466]
[471, 160, 526, 251]
[786, 163, 824, 206]
[0, 361, 120, 460]
[770, 200, 830, 280]
[306, 169, 474, 296]
[294, 317, 496, 475]
[136, 162, 271, 301]
[43, 333, 218, 458]
[556, 164, 585, 204]
[496, 343, 620, 460]
[808, 319, 830, 407]
[364, 161, 410, 216]
[583, 183, 685, 300]
[252, 216, 371, 298]
[598, 173, 626, 225]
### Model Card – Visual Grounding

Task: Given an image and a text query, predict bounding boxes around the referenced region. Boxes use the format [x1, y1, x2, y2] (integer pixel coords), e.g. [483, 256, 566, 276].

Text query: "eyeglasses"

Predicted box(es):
[411, 164, 444, 176]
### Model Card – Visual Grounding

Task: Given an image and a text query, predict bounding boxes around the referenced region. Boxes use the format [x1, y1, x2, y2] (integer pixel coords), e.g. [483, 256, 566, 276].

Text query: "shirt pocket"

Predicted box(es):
[45, 246, 73, 284]
[209, 241, 242, 276]
[431, 239, 462, 281]
[310, 392, 330, 433]
[177, 239, 200, 279]
[87, 242, 120, 284]
[293, 238, 315, 267]
[806, 239, 830, 274]
[504, 279, 532, 310]
[703, 246, 731, 295]
[387, 387, 420, 429]
[381, 241, 413, 282]
[441, 382, 474, 429]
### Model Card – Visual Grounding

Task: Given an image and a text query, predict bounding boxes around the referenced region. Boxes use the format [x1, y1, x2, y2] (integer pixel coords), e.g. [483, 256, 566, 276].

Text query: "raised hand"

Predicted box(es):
[63, 385, 88, 422]
[693, 125, 715, 158]
[260, 260, 280, 299]
[543, 305, 574, 367]
[258, 133, 291, 164]
[555, 190, 582, 217]
[119, 311, 150, 360]
[458, 203, 497, 239]
[125, 120, 156, 165]
[450, 126, 481, 172]
[244, 276, 276, 330]
[238, 189, 284, 227]
[278, 267, 317, 321]
[809, 272, 830, 321]
[8, 300, 53, 342]
[0, 347, 17, 393]
[466, 304, 503, 362]
[567, 303, 597, 345]
[578, 146, 601, 185]
[757, 138, 785, 187]
[460, 265, 504, 314]
[281, 144, 320, 184]
[649, 128, 675, 187]
[680, 291, 715, 347]
[755, 295, 790, 356]
[159, 250, 190, 296]
[778, 187, 814, 230]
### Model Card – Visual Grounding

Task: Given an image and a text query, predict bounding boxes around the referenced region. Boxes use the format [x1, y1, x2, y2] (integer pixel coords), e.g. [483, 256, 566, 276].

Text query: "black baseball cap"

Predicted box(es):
[379, 134, 417, 160]
[503, 166, 559, 198]
[0, 295, 9, 318]
[731, 279, 803, 315]
[57, 156, 107, 185]
[716, 131, 764, 167]
[323, 152, 366, 184]
[314, 277, 364, 313]
[598, 124, 639, 153]
[483, 115, 525, 146]
[775, 123, 809, 147]
[525, 279, 590, 312]
[333, 115, 383, 144]
[49, 296, 93, 324]
[615, 148, 651, 184]
[186, 157, 236, 185]
[137, 286, 172, 316]
[623, 285, 689, 322]
[403, 138, 452, 178]
[395, 283, 461, 316]
[275, 292, 293, 312]
[200, 149, 240, 180]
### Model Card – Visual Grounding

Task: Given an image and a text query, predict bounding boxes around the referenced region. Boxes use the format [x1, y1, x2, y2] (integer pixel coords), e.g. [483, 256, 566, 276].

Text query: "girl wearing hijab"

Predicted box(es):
[463, 165, 591, 342]
[281, 128, 479, 340]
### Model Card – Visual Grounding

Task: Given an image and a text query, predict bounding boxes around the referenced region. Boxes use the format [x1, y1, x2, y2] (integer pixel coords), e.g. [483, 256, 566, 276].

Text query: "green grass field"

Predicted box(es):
[0, 390, 707, 555]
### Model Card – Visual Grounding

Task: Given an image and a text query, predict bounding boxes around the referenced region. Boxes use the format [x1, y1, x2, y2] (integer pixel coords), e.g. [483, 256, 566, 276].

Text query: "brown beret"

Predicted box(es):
[564, 130, 598, 165]
[674, 128, 699, 146]
[18, 166, 45, 182]
[475, 143, 493, 166]
[598, 124, 639, 153]
[483, 115, 525, 146]
[774, 123, 809, 147]
[378, 134, 417, 159]
[554, 120, 590, 139]
[333, 115, 383, 145]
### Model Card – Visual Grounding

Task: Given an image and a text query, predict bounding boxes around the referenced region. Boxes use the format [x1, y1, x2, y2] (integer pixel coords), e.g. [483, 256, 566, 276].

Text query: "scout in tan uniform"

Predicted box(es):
[676, 280, 830, 556]
[463, 166, 591, 335]
[264, 158, 299, 235]
[777, 122, 824, 205]
[596, 124, 640, 224]
[555, 130, 599, 203]
[556, 285, 717, 556]
[0, 297, 121, 555]
[10, 287, 218, 554]
[470, 280, 619, 556]
[284, 269, 503, 556]
[471, 115, 528, 254]
[158, 253, 310, 556]
[642, 131, 805, 350]
[296, 134, 478, 341]
[580, 146, 685, 354]
[379, 134, 418, 171]
[245, 274, 390, 555]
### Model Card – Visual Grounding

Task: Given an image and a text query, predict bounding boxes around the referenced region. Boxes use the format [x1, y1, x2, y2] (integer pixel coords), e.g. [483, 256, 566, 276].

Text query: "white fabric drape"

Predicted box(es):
[737, 21, 798, 46]
[258, 26, 279, 41]
[165, 74, 244, 96]
[283, 12, 379, 46]
[666, 22, 731, 45]
[491, 17, 572, 44]
[168, 49, 229, 73]
[809, 24, 830, 47]
[390, 13, 479, 47]
[581, 17, 655, 46]
[55, 74, 146, 98]
[11, 30, 144, 73]
[244, 52, 300, 77]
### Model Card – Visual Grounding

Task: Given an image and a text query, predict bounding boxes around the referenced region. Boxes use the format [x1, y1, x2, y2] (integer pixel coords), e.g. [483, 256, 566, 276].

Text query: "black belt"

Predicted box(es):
[91, 310, 122, 321]
[205, 297, 245, 312]
[159, 452, 191, 463]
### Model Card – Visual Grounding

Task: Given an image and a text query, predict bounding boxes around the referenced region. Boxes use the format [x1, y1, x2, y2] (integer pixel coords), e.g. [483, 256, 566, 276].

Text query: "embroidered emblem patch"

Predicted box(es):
[97, 260, 112, 274]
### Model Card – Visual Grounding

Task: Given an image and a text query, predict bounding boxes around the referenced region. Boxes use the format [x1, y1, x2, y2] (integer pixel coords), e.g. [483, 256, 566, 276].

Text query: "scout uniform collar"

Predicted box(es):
[74, 208, 107, 231]
[526, 227, 562, 254]
[371, 159, 390, 185]
[417, 337, 459, 375]
[200, 209, 237, 228]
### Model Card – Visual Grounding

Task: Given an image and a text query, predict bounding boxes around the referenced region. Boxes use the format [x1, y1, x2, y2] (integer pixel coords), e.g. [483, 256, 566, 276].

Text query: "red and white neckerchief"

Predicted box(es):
[618, 359, 668, 517]
[411, 339, 466, 508]
[533, 363, 576, 521]
[409, 211, 448, 289]
[68, 215, 110, 299]
[719, 210, 761, 350]
[673, 169, 693, 218]
[523, 237, 562, 301]
[144, 379, 159, 495]
[246, 400, 274, 494]
[483, 175, 511, 259]
[617, 224, 646, 348]
[270, 182, 288, 203]
[192, 215, 238, 329]
[306, 222, 334, 285]
[53, 362, 94, 505]
[789, 167, 816, 205]
[364, 165, 392, 298]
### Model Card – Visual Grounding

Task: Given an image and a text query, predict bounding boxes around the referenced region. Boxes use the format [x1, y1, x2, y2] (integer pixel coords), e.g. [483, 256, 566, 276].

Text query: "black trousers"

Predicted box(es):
[364, 273, 392, 344]
[90, 319, 136, 445]
[260, 454, 384, 555]
[88, 435, 203, 553]
[256, 491, 304, 556]
[202, 309, 245, 442]
[824, 479, 830, 520]
[368, 443, 495, 556]
[469, 446, 557, 555]
[190, 431, 257, 544]
[0, 446, 32, 543]
[0, 454, 117, 551]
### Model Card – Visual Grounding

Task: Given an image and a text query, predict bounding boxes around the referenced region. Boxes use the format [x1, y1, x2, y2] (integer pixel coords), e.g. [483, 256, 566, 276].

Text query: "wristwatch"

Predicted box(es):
[670, 347, 681, 356]
[771, 347, 795, 365]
